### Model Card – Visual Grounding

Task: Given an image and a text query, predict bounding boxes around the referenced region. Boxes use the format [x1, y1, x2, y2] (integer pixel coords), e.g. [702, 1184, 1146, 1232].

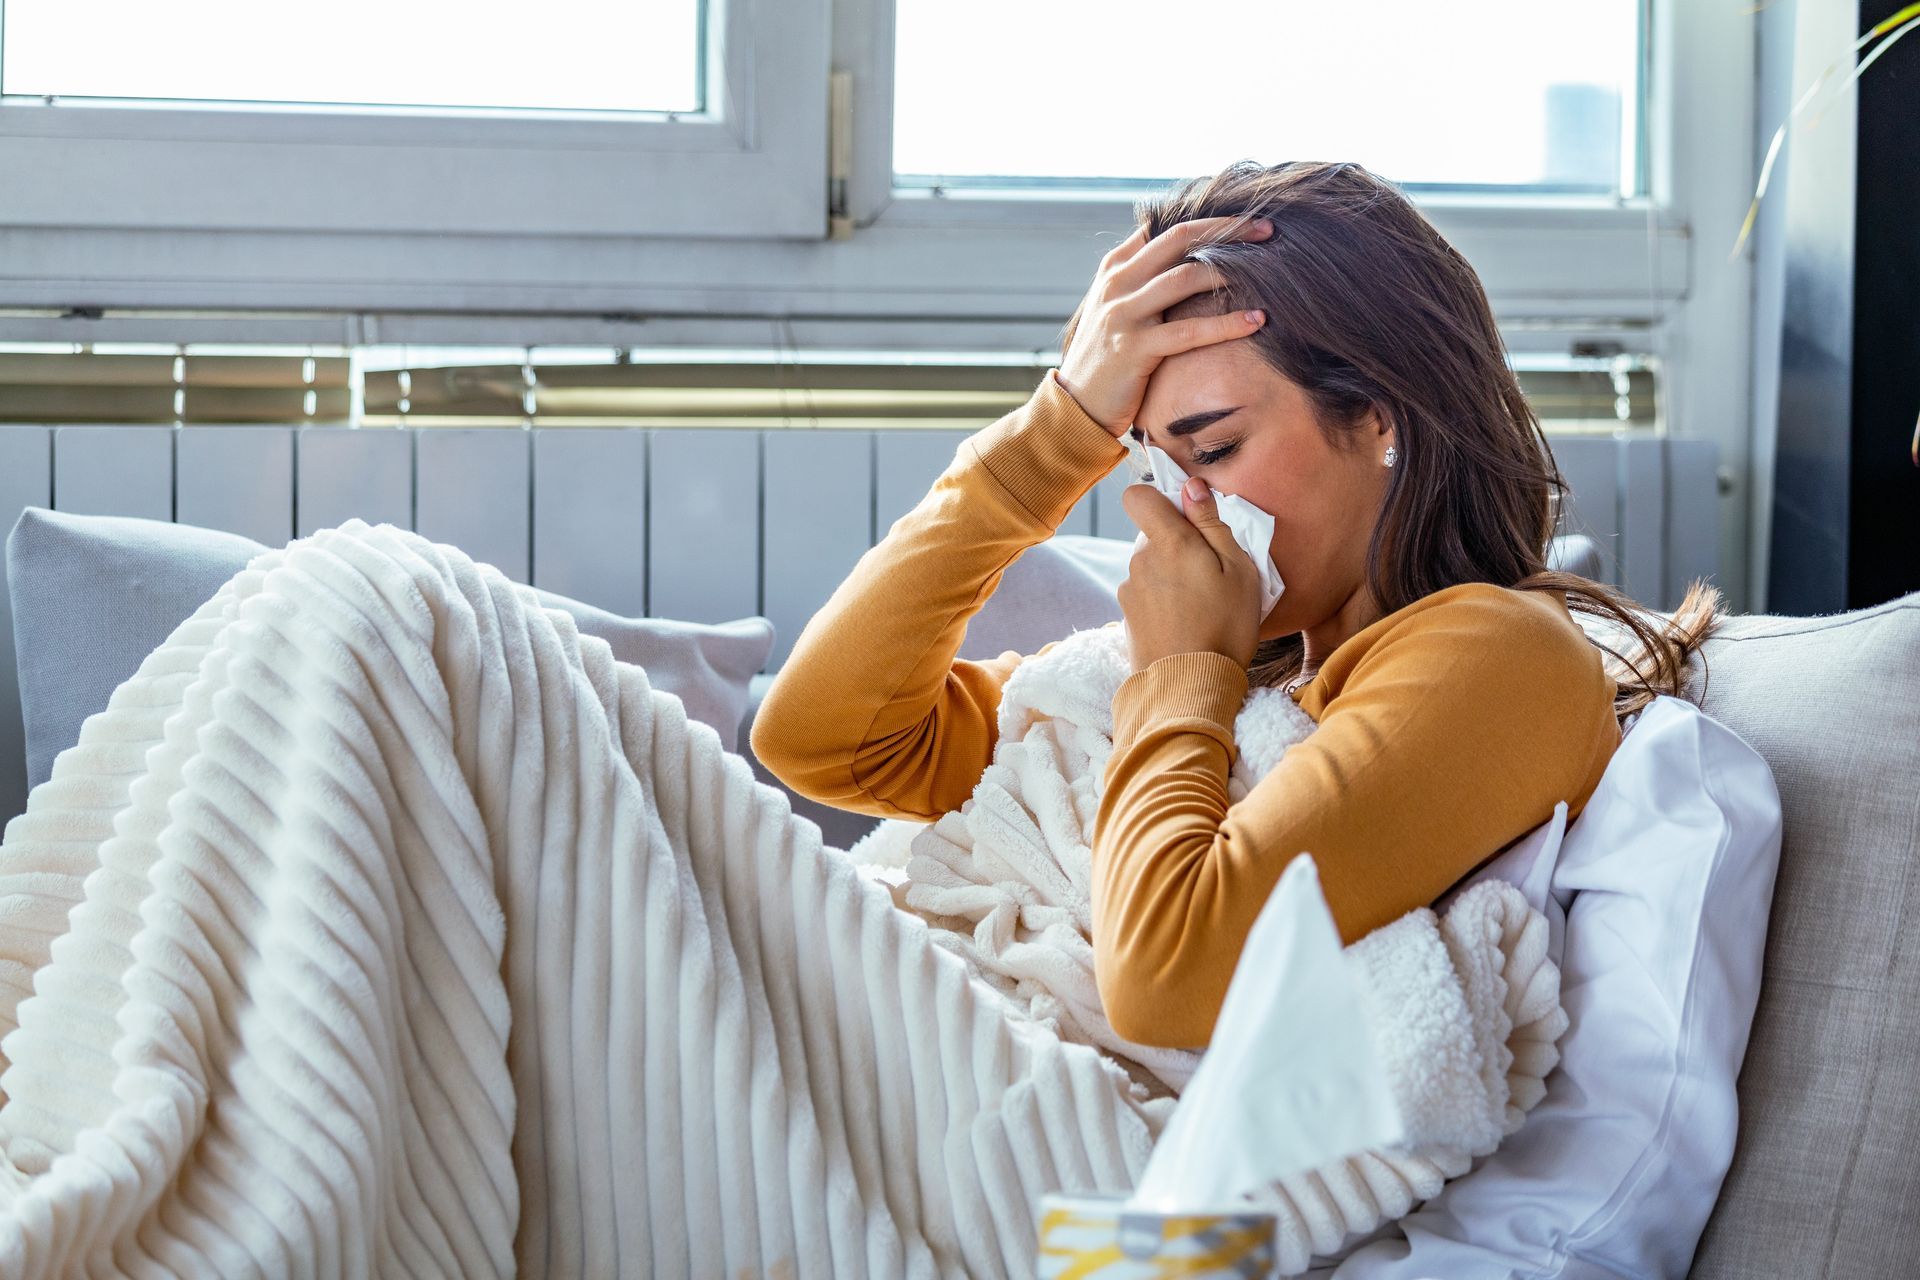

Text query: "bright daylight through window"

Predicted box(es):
[0, 0, 702, 114]
[894, 0, 1642, 194]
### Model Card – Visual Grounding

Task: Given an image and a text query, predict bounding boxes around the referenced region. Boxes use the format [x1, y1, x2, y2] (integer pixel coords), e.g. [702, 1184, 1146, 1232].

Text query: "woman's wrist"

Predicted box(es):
[1051, 369, 1129, 440]
[962, 369, 1131, 530]
[1112, 650, 1249, 748]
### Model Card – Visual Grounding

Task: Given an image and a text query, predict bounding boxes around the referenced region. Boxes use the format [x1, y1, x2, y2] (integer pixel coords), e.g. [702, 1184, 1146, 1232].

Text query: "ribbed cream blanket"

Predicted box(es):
[0, 520, 1564, 1278]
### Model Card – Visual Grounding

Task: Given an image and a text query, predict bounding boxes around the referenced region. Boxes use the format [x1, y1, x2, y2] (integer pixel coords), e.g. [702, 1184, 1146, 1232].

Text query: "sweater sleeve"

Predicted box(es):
[1090, 582, 1621, 1050]
[750, 367, 1131, 821]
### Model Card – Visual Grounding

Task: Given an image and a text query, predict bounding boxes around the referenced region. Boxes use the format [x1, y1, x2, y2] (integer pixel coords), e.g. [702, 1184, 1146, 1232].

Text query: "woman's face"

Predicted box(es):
[1131, 336, 1393, 642]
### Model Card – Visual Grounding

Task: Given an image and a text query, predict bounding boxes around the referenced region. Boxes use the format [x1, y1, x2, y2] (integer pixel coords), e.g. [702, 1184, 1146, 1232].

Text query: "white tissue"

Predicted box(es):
[1126, 853, 1405, 1213]
[1123, 434, 1286, 618]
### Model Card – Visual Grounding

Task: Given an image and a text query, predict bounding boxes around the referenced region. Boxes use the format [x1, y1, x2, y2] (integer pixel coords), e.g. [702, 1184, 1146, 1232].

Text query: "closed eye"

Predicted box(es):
[1190, 440, 1240, 467]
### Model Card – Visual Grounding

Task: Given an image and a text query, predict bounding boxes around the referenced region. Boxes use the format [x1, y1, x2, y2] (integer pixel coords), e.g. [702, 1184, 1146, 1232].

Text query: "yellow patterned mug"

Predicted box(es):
[1036, 1191, 1277, 1278]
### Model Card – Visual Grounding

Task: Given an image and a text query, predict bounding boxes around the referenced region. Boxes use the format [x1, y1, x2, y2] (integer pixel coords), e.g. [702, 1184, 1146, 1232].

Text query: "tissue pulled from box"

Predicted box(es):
[1125, 853, 1405, 1213]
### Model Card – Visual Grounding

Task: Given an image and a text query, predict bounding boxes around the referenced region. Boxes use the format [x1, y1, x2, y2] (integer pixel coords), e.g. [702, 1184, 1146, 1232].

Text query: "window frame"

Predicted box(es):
[0, 0, 1735, 330]
[0, 0, 1759, 609]
[0, 0, 831, 238]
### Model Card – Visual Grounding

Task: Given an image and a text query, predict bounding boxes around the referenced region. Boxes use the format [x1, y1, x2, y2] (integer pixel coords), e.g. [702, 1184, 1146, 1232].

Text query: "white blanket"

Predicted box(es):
[0, 520, 1564, 1278]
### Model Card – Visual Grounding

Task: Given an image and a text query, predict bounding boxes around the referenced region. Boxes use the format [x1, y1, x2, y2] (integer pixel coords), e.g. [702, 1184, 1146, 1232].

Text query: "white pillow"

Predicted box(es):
[1304, 693, 1784, 1279]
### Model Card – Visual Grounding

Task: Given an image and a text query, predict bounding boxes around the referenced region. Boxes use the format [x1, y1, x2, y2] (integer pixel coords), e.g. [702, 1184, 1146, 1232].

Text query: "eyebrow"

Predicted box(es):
[1131, 407, 1242, 444]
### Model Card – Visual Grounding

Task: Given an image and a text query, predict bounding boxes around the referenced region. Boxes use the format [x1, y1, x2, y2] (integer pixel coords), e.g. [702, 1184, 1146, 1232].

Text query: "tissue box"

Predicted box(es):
[1036, 1192, 1276, 1277]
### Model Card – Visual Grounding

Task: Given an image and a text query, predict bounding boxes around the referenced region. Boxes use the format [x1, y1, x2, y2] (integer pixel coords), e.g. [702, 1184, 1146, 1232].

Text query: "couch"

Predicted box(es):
[7, 513, 1918, 1277]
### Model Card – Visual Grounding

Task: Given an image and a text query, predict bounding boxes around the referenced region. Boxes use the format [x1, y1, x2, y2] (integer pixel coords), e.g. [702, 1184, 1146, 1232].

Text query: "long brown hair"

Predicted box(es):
[1063, 159, 1718, 726]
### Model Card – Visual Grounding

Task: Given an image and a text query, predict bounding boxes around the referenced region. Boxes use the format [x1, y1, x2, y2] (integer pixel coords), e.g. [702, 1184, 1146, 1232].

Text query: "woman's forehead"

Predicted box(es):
[1138, 342, 1292, 434]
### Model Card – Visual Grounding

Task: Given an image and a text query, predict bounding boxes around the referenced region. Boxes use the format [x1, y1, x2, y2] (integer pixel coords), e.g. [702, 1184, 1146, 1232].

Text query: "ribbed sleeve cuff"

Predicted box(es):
[963, 367, 1130, 529]
[1111, 650, 1250, 750]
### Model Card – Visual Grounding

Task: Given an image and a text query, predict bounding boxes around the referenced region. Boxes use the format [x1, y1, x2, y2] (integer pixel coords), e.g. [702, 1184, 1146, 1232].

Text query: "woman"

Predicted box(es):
[753, 158, 1718, 1053]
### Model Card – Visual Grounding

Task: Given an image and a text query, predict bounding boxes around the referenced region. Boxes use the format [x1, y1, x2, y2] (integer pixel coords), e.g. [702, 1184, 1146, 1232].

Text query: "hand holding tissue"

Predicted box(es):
[1124, 431, 1287, 618]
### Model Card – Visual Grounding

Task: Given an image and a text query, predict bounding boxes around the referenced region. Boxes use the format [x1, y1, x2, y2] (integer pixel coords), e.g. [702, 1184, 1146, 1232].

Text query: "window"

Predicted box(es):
[0, 0, 827, 238]
[3, 0, 702, 115]
[894, 0, 1643, 196]
[0, 1, 1757, 606]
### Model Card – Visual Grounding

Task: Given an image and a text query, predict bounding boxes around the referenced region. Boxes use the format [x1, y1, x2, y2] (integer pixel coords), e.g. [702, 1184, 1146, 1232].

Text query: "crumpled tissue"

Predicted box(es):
[1122, 432, 1287, 618]
[1126, 853, 1406, 1213]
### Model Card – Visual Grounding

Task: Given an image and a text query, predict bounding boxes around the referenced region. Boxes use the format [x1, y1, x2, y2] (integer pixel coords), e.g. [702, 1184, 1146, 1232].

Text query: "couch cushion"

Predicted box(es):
[6, 508, 773, 788]
[1668, 590, 1920, 1279]
[955, 533, 1130, 662]
[1548, 532, 1603, 580]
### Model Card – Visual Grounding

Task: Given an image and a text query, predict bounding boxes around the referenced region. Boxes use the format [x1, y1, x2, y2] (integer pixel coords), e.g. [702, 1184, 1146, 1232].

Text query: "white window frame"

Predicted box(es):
[0, 0, 830, 239]
[0, 0, 1758, 606]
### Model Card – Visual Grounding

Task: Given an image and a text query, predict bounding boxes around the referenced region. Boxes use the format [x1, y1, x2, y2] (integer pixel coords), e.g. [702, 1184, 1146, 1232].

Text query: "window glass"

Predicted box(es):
[2, 0, 702, 114]
[895, 0, 1641, 194]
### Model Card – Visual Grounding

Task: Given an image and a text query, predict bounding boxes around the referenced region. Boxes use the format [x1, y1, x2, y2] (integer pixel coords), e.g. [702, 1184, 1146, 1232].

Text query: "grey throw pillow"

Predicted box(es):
[956, 533, 1130, 662]
[6, 507, 773, 790]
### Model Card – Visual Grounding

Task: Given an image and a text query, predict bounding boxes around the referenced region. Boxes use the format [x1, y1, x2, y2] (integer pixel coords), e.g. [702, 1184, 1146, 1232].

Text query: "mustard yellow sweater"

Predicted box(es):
[752, 368, 1621, 1048]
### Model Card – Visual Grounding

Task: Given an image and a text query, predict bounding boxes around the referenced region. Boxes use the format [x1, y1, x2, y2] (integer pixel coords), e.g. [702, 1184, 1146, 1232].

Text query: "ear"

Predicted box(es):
[1365, 402, 1397, 464]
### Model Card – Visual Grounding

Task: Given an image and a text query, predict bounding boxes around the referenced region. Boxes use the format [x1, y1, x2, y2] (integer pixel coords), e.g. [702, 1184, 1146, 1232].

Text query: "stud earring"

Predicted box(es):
[1384, 445, 1398, 469]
